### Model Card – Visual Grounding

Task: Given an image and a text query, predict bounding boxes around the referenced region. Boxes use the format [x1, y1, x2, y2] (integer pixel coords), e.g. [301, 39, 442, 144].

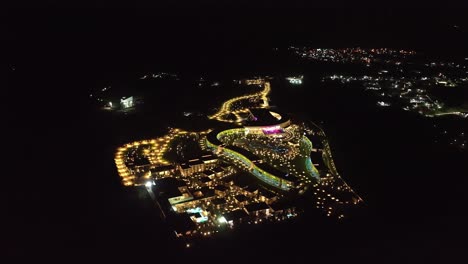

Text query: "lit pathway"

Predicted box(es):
[208, 79, 271, 123]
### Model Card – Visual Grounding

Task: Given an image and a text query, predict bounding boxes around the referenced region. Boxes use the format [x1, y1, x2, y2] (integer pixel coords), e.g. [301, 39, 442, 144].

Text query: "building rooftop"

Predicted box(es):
[212, 167, 224, 173]
[201, 170, 215, 176]
[200, 176, 212, 183]
[224, 209, 249, 222]
[214, 185, 228, 192]
[212, 198, 227, 205]
[150, 165, 174, 173]
[245, 202, 270, 213]
[135, 157, 151, 167]
[220, 163, 231, 169]
[244, 185, 259, 193]
[199, 187, 216, 198]
[201, 155, 217, 162]
[229, 173, 254, 188]
[269, 201, 295, 211]
[135, 171, 148, 179]
[188, 159, 205, 166]
[154, 177, 186, 189]
[259, 190, 277, 199]
[234, 194, 248, 203]
[180, 164, 191, 169]
[161, 188, 183, 199]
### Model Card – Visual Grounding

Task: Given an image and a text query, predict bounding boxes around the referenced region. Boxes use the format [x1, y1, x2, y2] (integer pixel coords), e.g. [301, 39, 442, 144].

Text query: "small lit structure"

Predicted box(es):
[120, 96, 134, 109]
[179, 156, 217, 177]
[286, 76, 303, 85]
[150, 165, 175, 177]
[377, 101, 390, 107]
[167, 186, 194, 205]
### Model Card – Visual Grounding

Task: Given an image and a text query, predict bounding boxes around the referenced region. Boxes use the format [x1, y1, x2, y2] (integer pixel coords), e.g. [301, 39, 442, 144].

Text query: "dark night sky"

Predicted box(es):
[4, 6, 468, 262]
[6, 8, 468, 116]
[6, 8, 468, 76]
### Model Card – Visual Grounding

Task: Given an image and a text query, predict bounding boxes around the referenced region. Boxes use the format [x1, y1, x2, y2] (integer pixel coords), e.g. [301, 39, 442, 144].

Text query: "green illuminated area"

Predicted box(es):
[206, 133, 294, 191]
[209, 127, 320, 190]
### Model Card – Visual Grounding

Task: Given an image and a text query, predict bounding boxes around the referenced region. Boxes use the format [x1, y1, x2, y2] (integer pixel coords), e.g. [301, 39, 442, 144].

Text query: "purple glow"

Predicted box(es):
[263, 126, 281, 132]
[263, 126, 283, 134]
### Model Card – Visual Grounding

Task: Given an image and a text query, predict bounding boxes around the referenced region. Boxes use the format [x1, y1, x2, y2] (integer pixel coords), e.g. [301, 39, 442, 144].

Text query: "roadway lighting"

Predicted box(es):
[145, 181, 153, 188]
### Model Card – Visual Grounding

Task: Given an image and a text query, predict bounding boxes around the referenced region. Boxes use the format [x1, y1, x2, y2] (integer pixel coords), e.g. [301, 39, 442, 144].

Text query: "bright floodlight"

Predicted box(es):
[145, 181, 153, 188]
[218, 216, 227, 224]
[286, 76, 303, 85]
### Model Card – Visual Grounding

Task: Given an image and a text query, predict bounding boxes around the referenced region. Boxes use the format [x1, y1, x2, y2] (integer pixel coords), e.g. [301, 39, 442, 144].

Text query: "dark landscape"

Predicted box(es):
[5, 8, 468, 262]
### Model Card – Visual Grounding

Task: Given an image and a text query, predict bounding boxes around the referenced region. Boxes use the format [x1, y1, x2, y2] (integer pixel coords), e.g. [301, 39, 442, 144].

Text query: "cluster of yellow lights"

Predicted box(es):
[208, 79, 271, 123]
[111, 77, 365, 234]
[215, 127, 317, 187]
[114, 128, 211, 186]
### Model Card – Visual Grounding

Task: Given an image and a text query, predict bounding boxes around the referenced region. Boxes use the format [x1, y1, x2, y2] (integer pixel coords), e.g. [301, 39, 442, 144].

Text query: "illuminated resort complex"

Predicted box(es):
[114, 78, 362, 240]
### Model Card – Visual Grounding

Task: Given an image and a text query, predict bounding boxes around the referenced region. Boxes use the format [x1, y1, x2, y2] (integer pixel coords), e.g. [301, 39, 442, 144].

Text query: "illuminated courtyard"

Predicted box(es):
[114, 78, 363, 240]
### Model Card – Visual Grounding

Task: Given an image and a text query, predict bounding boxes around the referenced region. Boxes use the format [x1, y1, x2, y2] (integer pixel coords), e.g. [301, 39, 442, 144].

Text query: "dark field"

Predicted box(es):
[5, 8, 468, 263]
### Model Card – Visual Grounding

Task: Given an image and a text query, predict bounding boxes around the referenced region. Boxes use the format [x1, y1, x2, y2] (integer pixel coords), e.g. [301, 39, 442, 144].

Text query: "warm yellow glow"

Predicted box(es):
[208, 79, 271, 122]
[114, 128, 197, 186]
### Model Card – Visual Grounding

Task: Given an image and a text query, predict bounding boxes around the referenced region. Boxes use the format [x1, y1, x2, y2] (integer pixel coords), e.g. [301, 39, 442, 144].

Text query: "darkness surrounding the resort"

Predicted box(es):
[5, 7, 468, 263]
